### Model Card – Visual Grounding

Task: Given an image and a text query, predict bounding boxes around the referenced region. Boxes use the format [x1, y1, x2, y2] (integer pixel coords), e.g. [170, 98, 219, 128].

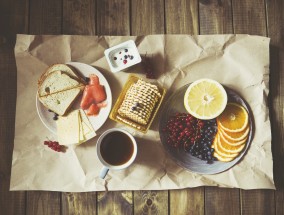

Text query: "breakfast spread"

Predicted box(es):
[80, 74, 107, 116]
[36, 40, 252, 173]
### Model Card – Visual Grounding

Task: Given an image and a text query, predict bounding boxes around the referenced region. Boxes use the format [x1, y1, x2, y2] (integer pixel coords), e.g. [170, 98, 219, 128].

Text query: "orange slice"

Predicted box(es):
[212, 136, 239, 158]
[217, 134, 245, 153]
[217, 103, 248, 132]
[219, 130, 248, 146]
[213, 152, 235, 162]
[219, 125, 250, 142]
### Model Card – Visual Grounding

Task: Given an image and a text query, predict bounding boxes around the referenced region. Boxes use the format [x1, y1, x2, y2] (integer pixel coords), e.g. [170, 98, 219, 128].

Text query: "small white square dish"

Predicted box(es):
[104, 40, 142, 73]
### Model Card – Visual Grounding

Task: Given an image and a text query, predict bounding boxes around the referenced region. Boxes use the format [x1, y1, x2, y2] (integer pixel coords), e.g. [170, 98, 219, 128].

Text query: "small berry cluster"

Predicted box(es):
[141, 54, 155, 79]
[44, 140, 65, 152]
[163, 113, 217, 163]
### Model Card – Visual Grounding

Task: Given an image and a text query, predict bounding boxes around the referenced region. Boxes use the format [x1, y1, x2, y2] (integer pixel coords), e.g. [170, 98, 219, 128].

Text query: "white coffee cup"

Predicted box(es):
[96, 128, 137, 179]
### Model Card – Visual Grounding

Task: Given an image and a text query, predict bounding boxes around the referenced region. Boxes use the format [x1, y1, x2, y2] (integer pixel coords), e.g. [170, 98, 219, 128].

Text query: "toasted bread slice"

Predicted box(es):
[38, 64, 86, 87]
[38, 87, 82, 116]
[38, 70, 84, 97]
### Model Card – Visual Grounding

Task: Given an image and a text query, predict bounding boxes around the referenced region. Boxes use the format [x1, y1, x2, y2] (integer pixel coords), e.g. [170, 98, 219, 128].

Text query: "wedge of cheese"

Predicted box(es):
[56, 109, 96, 145]
[57, 110, 80, 145]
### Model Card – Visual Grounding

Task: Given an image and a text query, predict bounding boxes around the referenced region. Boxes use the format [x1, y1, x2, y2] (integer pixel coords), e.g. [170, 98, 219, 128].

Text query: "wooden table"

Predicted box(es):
[0, 0, 283, 214]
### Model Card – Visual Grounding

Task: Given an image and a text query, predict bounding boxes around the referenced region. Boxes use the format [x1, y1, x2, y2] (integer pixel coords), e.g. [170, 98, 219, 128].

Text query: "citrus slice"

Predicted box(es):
[184, 79, 227, 120]
[218, 130, 248, 146]
[213, 152, 235, 162]
[219, 126, 250, 142]
[213, 136, 239, 158]
[217, 103, 248, 132]
[217, 134, 245, 153]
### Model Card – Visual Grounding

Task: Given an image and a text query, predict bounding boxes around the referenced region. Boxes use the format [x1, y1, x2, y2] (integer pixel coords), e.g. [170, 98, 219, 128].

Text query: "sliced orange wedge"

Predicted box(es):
[219, 125, 249, 142]
[212, 135, 239, 158]
[217, 134, 245, 153]
[217, 103, 248, 132]
[219, 130, 248, 146]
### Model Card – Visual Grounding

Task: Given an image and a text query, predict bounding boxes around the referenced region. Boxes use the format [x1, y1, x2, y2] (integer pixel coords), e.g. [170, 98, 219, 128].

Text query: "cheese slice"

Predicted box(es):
[78, 113, 85, 143]
[56, 110, 80, 145]
[78, 110, 96, 144]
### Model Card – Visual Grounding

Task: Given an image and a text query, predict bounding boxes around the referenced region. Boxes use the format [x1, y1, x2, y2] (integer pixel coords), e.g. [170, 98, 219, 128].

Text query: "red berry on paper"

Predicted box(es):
[123, 59, 127, 64]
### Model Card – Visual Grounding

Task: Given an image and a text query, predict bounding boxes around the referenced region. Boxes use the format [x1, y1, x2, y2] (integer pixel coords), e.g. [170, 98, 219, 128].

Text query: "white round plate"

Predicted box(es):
[36, 62, 112, 135]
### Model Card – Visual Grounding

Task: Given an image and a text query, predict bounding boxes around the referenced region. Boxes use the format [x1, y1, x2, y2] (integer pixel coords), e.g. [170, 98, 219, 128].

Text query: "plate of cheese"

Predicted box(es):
[36, 62, 112, 145]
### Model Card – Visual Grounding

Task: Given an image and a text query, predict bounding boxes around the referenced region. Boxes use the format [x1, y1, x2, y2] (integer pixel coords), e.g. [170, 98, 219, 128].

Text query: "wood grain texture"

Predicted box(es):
[29, 0, 62, 34]
[63, 0, 96, 35]
[164, 2, 204, 214]
[131, 0, 165, 35]
[206, 187, 240, 215]
[165, 0, 198, 34]
[199, 2, 240, 215]
[27, 1, 62, 214]
[133, 191, 168, 215]
[0, 0, 29, 43]
[96, 0, 130, 35]
[130, 1, 169, 214]
[97, 191, 133, 215]
[233, 0, 276, 214]
[170, 188, 204, 215]
[199, 0, 233, 34]
[241, 190, 275, 215]
[266, 0, 284, 213]
[62, 192, 96, 215]
[0, 0, 28, 215]
[26, 192, 61, 215]
[232, 0, 267, 35]
[96, 1, 133, 214]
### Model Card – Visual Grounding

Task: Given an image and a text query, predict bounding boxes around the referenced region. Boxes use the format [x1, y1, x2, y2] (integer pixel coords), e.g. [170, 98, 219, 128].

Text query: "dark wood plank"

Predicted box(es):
[0, 0, 29, 43]
[165, 1, 204, 214]
[133, 191, 168, 215]
[170, 188, 203, 215]
[97, 191, 133, 215]
[131, 0, 165, 35]
[96, 0, 130, 35]
[199, 0, 233, 34]
[130, 1, 169, 214]
[240, 190, 275, 215]
[165, 0, 198, 34]
[60, 1, 98, 213]
[27, 0, 63, 214]
[96, 1, 133, 214]
[232, 0, 267, 35]
[62, 192, 96, 215]
[233, 0, 276, 214]
[199, 1, 240, 214]
[0, 0, 28, 214]
[206, 187, 240, 215]
[266, 0, 284, 214]
[63, 0, 96, 35]
[26, 192, 61, 215]
[29, 0, 62, 34]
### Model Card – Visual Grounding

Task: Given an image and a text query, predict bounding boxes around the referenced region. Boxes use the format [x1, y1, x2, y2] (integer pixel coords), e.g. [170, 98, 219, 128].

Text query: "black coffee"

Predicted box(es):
[100, 131, 134, 166]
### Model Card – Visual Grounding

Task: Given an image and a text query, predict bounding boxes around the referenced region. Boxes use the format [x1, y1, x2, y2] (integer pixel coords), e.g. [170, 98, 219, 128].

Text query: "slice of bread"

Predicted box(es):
[38, 87, 82, 116]
[38, 70, 84, 97]
[38, 64, 86, 87]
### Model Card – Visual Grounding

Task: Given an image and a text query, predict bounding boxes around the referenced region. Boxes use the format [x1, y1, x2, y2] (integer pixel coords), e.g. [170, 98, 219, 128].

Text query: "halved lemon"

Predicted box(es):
[217, 103, 248, 132]
[184, 79, 227, 120]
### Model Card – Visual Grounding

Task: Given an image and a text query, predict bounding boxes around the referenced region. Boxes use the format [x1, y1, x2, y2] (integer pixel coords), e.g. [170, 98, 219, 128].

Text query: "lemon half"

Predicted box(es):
[184, 79, 227, 120]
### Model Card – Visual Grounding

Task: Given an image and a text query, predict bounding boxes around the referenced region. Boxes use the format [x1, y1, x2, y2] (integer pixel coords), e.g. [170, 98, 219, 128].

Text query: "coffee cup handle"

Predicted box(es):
[99, 167, 109, 179]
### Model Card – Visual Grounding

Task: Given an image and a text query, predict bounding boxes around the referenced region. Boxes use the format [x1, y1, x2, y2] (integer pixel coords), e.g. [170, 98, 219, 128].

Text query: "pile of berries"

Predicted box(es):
[142, 54, 155, 79]
[44, 140, 65, 152]
[163, 113, 217, 163]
